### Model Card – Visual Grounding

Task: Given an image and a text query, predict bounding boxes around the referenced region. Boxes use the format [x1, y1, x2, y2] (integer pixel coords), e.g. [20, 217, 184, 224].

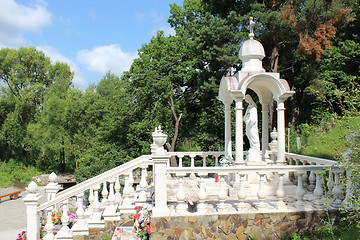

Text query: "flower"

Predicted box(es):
[134, 204, 152, 239]
[68, 212, 78, 222]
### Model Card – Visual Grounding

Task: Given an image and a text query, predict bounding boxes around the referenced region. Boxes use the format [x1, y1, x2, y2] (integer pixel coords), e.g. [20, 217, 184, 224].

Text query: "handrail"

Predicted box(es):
[37, 155, 152, 211]
[285, 152, 339, 165]
[167, 164, 342, 175]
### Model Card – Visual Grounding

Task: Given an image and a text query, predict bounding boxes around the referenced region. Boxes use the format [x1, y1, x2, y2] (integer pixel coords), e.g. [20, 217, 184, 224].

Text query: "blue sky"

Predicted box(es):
[0, 0, 183, 88]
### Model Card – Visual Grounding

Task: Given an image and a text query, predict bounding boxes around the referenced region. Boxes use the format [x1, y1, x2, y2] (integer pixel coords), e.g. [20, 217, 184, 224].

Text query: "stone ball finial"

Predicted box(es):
[27, 181, 38, 193]
[49, 172, 57, 182]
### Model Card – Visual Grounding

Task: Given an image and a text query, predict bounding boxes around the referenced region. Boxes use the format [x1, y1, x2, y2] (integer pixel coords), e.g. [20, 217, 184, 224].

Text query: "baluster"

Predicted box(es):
[202, 154, 208, 167]
[178, 154, 184, 168]
[327, 171, 334, 197]
[302, 170, 308, 187]
[122, 176, 132, 206]
[103, 179, 120, 221]
[72, 192, 89, 235]
[88, 188, 94, 212]
[257, 173, 267, 209]
[138, 166, 148, 201]
[215, 154, 219, 167]
[88, 184, 104, 228]
[56, 204, 72, 238]
[197, 174, 208, 214]
[236, 173, 248, 210]
[114, 176, 122, 203]
[295, 171, 305, 208]
[276, 173, 287, 210]
[331, 170, 342, 208]
[101, 181, 108, 206]
[108, 180, 115, 207]
[176, 177, 187, 214]
[342, 171, 353, 209]
[313, 172, 324, 208]
[129, 170, 135, 193]
[43, 211, 54, 240]
[308, 170, 316, 191]
[217, 176, 227, 213]
[190, 154, 196, 179]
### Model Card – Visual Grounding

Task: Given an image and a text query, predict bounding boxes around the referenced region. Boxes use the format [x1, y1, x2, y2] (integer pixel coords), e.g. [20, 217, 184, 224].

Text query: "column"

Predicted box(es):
[276, 100, 286, 164]
[23, 181, 42, 240]
[152, 155, 170, 217]
[224, 101, 232, 158]
[261, 104, 269, 158]
[234, 99, 244, 165]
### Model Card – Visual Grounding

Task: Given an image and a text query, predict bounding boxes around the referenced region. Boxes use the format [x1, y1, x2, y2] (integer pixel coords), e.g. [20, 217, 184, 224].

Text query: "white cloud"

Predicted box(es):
[0, 0, 51, 45]
[37, 46, 87, 88]
[77, 44, 138, 77]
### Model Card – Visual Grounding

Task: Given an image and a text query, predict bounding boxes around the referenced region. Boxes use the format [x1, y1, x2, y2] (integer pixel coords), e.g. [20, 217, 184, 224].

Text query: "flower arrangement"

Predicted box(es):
[219, 156, 234, 167]
[134, 205, 152, 240]
[16, 230, 26, 240]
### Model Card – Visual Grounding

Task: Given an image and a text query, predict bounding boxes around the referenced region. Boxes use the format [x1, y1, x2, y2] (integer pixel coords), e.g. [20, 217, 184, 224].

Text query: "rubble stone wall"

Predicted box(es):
[150, 210, 339, 240]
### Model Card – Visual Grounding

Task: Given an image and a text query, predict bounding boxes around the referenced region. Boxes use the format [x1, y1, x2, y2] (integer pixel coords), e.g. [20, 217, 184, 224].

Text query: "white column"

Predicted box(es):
[234, 99, 244, 165]
[261, 104, 269, 158]
[152, 155, 170, 217]
[224, 101, 232, 158]
[276, 101, 286, 164]
[23, 182, 42, 240]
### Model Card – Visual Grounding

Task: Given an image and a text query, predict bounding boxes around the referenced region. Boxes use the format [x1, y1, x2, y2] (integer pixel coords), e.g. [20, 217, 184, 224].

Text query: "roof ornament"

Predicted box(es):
[249, 17, 255, 39]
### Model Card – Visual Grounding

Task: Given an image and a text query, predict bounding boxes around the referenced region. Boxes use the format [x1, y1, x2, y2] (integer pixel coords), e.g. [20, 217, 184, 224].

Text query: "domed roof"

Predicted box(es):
[239, 38, 265, 60]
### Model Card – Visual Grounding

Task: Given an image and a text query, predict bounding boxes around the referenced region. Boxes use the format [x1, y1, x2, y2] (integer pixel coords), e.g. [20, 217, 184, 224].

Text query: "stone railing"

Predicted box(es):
[24, 126, 351, 239]
[24, 155, 153, 240]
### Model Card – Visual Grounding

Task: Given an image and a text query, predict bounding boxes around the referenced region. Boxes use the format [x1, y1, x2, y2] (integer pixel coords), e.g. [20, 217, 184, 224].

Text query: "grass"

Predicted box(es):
[0, 159, 43, 188]
[289, 116, 360, 160]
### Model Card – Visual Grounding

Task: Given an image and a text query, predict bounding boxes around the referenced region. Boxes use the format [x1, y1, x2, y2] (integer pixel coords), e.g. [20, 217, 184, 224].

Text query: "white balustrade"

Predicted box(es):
[197, 173, 208, 214]
[114, 176, 122, 202]
[276, 173, 286, 210]
[138, 167, 148, 202]
[101, 181, 108, 206]
[308, 170, 316, 191]
[331, 170, 342, 208]
[56, 204, 73, 239]
[327, 171, 334, 197]
[257, 173, 267, 209]
[237, 173, 248, 210]
[176, 177, 187, 214]
[72, 192, 88, 236]
[122, 176, 132, 206]
[313, 172, 324, 208]
[217, 176, 228, 213]
[43, 211, 54, 240]
[295, 171, 305, 208]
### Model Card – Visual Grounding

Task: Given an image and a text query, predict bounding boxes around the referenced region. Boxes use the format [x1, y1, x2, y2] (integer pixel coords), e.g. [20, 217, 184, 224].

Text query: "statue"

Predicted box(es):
[244, 94, 261, 162]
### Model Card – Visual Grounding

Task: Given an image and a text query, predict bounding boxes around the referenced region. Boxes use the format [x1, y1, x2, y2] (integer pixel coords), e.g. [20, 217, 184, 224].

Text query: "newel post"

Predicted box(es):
[23, 181, 42, 240]
[151, 126, 170, 217]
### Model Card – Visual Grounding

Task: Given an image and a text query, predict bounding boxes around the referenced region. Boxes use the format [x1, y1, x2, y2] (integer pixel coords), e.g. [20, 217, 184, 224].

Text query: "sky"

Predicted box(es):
[0, 0, 184, 88]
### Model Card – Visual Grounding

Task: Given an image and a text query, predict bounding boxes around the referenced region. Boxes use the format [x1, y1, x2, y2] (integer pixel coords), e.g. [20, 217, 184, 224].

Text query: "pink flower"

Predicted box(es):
[68, 212, 78, 222]
[146, 225, 151, 234]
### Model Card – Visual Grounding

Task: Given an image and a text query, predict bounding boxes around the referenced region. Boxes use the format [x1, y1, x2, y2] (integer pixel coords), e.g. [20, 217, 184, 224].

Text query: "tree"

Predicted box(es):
[0, 47, 74, 166]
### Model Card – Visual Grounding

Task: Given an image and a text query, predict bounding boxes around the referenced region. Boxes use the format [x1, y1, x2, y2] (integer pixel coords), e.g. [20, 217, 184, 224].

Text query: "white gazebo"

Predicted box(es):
[218, 17, 295, 166]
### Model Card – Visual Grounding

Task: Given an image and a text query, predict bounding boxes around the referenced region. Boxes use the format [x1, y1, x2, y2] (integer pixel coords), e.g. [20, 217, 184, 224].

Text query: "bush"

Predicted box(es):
[0, 159, 43, 188]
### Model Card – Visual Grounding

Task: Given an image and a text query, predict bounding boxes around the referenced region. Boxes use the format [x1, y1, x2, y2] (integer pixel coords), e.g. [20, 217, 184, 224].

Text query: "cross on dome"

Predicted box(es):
[249, 17, 255, 39]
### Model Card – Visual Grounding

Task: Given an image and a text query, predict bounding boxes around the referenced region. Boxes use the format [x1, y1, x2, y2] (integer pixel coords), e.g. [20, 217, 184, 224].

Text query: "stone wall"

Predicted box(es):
[150, 210, 339, 240]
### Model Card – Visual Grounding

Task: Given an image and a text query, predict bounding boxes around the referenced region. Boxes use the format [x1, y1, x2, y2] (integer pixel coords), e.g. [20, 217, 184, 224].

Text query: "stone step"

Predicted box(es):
[112, 226, 139, 240]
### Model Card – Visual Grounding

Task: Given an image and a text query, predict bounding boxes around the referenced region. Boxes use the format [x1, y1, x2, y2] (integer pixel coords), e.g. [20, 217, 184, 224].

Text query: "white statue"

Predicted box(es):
[244, 94, 260, 153]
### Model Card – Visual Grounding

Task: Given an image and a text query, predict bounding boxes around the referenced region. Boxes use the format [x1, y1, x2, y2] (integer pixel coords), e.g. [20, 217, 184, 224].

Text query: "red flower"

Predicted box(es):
[134, 214, 140, 221]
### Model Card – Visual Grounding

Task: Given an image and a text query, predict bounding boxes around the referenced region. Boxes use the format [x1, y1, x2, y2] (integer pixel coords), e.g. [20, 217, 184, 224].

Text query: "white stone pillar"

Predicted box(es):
[261, 104, 269, 158]
[276, 101, 286, 165]
[152, 155, 170, 217]
[224, 101, 232, 158]
[23, 181, 42, 240]
[234, 99, 244, 165]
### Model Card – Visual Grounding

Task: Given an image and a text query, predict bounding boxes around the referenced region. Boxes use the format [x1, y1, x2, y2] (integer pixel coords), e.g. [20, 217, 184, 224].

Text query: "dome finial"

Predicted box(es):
[249, 17, 255, 39]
